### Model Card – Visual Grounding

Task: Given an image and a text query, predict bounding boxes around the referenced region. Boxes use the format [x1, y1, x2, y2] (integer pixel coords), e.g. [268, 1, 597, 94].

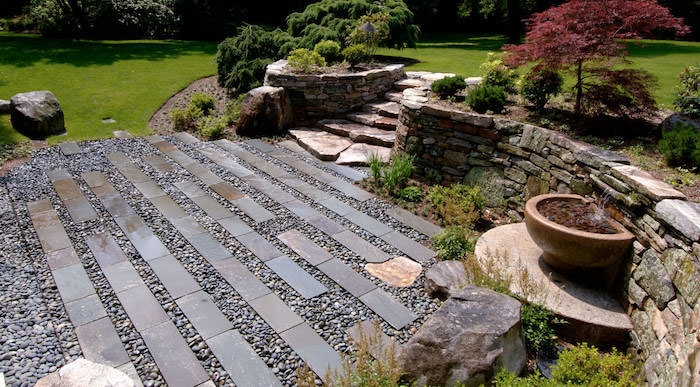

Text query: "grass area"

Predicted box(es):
[377, 34, 700, 109]
[0, 32, 217, 144]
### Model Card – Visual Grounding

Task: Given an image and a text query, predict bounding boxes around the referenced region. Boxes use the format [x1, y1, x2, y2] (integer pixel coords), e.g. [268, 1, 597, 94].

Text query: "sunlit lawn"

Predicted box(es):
[0, 32, 217, 144]
[377, 34, 700, 109]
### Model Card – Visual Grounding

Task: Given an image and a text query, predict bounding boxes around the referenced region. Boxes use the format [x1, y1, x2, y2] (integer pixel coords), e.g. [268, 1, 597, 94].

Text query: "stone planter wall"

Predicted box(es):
[394, 93, 700, 385]
[264, 60, 405, 125]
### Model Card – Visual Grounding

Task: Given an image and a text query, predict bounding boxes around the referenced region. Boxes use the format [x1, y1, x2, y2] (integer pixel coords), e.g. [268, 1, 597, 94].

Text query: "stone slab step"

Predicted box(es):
[289, 128, 353, 161]
[394, 78, 426, 90]
[384, 91, 403, 103]
[317, 119, 395, 147]
[363, 101, 400, 118]
[336, 143, 391, 166]
[346, 112, 398, 131]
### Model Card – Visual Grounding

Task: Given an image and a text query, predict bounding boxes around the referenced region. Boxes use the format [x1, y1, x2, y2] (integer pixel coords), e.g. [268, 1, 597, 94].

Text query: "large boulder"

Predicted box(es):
[424, 260, 469, 300]
[236, 86, 293, 136]
[660, 112, 700, 133]
[10, 90, 65, 138]
[400, 285, 526, 386]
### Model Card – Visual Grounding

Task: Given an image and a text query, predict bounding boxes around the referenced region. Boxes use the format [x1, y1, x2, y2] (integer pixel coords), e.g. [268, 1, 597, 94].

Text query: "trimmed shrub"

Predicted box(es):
[432, 225, 473, 260]
[223, 94, 245, 126]
[431, 75, 466, 99]
[170, 104, 202, 132]
[480, 53, 518, 93]
[659, 122, 700, 168]
[313, 40, 341, 62]
[197, 116, 226, 140]
[674, 64, 700, 118]
[428, 184, 485, 227]
[286, 48, 326, 73]
[552, 343, 639, 386]
[467, 84, 507, 113]
[398, 186, 423, 202]
[189, 92, 216, 115]
[521, 68, 563, 111]
[342, 44, 368, 67]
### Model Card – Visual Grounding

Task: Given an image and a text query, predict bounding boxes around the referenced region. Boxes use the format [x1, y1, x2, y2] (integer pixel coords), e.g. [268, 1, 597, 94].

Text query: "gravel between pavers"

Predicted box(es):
[0, 136, 440, 385]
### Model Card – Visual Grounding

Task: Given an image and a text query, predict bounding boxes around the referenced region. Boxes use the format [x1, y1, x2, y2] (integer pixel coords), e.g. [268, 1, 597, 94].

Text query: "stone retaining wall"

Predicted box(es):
[394, 91, 700, 385]
[264, 60, 405, 125]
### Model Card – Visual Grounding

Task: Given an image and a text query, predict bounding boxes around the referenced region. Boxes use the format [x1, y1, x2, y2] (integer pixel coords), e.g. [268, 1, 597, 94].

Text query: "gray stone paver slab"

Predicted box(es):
[173, 131, 200, 144]
[176, 290, 233, 340]
[184, 163, 223, 186]
[116, 285, 169, 331]
[386, 207, 442, 237]
[213, 258, 271, 301]
[332, 230, 391, 263]
[149, 255, 200, 299]
[218, 216, 254, 237]
[145, 155, 174, 173]
[280, 323, 342, 380]
[141, 321, 210, 387]
[171, 216, 208, 238]
[236, 232, 283, 262]
[100, 194, 137, 218]
[117, 362, 143, 387]
[45, 168, 72, 182]
[216, 140, 288, 178]
[113, 215, 169, 261]
[248, 293, 304, 333]
[380, 231, 435, 263]
[265, 256, 327, 299]
[26, 199, 53, 214]
[231, 196, 275, 223]
[210, 181, 244, 201]
[58, 141, 82, 156]
[35, 225, 73, 253]
[317, 258, 376, 298]
[85, 232, 128, 267]
[113, 130, 134, 139]
[52, 178, 86, 201]
[173, 180, 206, 198]
[29, 209, 60, 230]
[187, 232, 232, 262]
[199, 147, 254, 178]
[359, 288, 417, 329]
[277, 229, 333, 266]
[327, 179, 374, 202]
[245, 138, 277, 153]
[207, 330, 281, 387]
[307, 215, 345, 236]
[133, 181, 165, 199]
[283, 200, 319, 220]
[65, 294, 107, 327]
[45, 247, 80, 270]
[102, 261, 145, 293]
[52, 264, 96, 303]
[190, 196, 230, 220]
[343, 210, 393, 237]
[74, 317, 130, 367]
[63, 198, 98, 223]
[318, 196, 355, 216]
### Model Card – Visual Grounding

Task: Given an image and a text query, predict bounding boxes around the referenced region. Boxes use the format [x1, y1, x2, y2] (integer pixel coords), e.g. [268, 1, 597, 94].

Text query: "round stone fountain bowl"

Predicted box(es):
[524, 193, 635, 270]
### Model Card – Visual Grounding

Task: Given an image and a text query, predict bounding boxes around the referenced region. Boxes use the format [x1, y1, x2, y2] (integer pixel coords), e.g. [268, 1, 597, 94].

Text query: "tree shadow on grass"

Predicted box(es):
[625, 40, 700, 58]
[416, 34, 508, 51]
[0, 33, 218, 68]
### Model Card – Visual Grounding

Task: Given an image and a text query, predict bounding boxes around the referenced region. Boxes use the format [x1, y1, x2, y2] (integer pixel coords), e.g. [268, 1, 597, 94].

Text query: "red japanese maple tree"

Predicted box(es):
[505, 0, 690, 117]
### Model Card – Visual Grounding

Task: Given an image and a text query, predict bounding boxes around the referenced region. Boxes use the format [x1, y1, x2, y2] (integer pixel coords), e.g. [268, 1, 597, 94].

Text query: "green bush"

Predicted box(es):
[432, 225, 474, 260]
[659, 122, 700, 168]
[223, 94, 246, 126]
[466, 84, 507, 113]
[480, 53, 518, 93]
[313, 40, 341, 62]
[197, 116, 226, 140]
[398, 186, 423, 202]
[286, 48, 326, 73]
[521, 68, 563, 111]
[431, 75, 466, 99]
[342, 44, 369, 67]
[170, 104, 202, 132]
[521, 303, 557, 352]
[384, 153, 415, 193]
[368, 153, 385, 182]
[346, 13, 390, 56]
[428, 184, 485, 227]
[673, 64, 700, 118]
[189, 93, 216, 115]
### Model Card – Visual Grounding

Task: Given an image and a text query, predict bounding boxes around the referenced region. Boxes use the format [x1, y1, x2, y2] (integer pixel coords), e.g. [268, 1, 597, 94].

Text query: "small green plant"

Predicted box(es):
[342, 44, 368, 67]
[223, 94, 246, 126]
[480, 52, 518, 93]
[346, 13, 390, 57]
[368, 153, 386, 182]
[520, 68, 563, 111]
[432, 225, 473, 260]
[431, 75, 467, 99]
[398, 185, 423, 202]
[466, 84, 507, 113]
[314, 40, 341, 62]
[197, 116, 226, 140]
[169, 104, 203, 132]
[286, 48, 327, 73]
[520, 303, 558, 353]
[189, 92, 216, 115]
[673, 64, 700, 118]
[427, 184, 486, 227]
[383, 153, 414, 193]
[462, 250, 512, 295]
[658, 122, 700, 168]
[0, 141, 32, 165]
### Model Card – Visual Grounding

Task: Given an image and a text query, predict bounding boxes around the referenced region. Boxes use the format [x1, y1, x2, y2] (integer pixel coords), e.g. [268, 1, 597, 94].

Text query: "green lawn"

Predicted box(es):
[0, 32, 217, 144]
[377, 34, 700, 109]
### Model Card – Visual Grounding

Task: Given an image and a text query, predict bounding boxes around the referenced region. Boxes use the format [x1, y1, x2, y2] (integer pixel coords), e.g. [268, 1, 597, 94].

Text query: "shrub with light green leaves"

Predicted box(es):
[480, 52, 518, 93]
[286, 48, 326, 73]
[342, 44, 368, 67]
[428, 184, 485, 227]
[673, 64, 700, 118]
[467, 84, 507, 113]
[313, 40, 341, 62]
[189, 92, 216, 115]
[520, 68, 563, 111]
[432, 225, 473, 260]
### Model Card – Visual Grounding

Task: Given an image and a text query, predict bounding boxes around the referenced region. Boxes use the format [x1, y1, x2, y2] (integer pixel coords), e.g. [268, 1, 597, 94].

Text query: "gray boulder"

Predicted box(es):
[424, 260, 469, 300]
[660, 112, 700, 133]
[401, 285, 526, 386]
[10, 90, 65, 138]
[35, 358, 134, 386]
[0, 99, 10, 114]
[236, 86, 293, 136]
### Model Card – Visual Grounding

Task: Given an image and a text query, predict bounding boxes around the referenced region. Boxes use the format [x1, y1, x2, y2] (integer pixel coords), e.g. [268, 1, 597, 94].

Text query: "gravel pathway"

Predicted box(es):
[0, 135, 440, 386]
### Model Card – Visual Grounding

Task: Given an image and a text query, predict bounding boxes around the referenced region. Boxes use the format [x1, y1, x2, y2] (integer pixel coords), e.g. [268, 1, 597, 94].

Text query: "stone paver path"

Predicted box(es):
[1, 135, 438, 386]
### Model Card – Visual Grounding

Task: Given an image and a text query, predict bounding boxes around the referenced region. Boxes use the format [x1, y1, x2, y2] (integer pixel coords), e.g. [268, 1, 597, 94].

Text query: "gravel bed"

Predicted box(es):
[0, 136, 441, 385]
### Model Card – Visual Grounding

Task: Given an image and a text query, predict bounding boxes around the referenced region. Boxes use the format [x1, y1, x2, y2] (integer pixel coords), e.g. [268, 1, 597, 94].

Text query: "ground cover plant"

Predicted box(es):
[0, 32, 217, 144]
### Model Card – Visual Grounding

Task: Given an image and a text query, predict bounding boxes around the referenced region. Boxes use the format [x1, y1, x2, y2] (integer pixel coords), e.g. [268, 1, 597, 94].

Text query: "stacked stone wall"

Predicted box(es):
[264, 60, 405, 125]
[394, 95, 700, 385]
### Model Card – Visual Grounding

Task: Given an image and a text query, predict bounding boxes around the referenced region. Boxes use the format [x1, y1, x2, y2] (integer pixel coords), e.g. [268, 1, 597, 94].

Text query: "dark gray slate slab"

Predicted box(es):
[52, 264, 96, 303]
[317, 259, 376, 297]
[141, 321, 210, 387]
[74, 317, 130, 367]
[265, 256, 327, 299]
[277, 229, 333, 266]
[380, 231, 435, 263]
[359, 288, 417, 329]
[45, 168, 72, 182]
[65, 294, 107, 326]
[64, 198, 98, 223]
[307, 215, 345, 236]
[59, 141, 81, 156]
[171, 216, 208, 238]
[116, 285, 169, 331]
[52, 178, 85, 201]
[279, 324, 342, 380]
[173, 131, 200, 144]
[45, 247, 80, 271]
[105, 152, 131, 166]
[232, 196, 275, 223]
[332, 230, 391, 263]
[188, 233, 232, 262]
[82, 171, 109, 188]
[133, 181, 165, 199]
[236, 232, 283, 262]
[176, 291, 233, 340]
[85, 232, 127, 268]
[263, 187, 296, 205]
[100, 194, 136, 218]
[150, 195, 188, 220]
[185, 163, 223, 186]
[207, 330, 282, 387]
[328, 180, 374, 202]
[248, 293, 304, 333]
[218, 216, 254, 237]
[283, 200, 319, 220]
[191, 195, 231, 220]
[213, 258, 271, 301]
[26, 199, 53, 214]
[149, 255, 200, 299]
[245, 139, 277, 153]
[102, 261, 145, 293]
[343, 211, 393, 237]
[386, 207, 442, 237]
[115, 163, 150, 183]
[35, 224, 73, 252]
[217, 140, 288, 178]
[273, 153, 334, 184]
[198, 147, 254, 178]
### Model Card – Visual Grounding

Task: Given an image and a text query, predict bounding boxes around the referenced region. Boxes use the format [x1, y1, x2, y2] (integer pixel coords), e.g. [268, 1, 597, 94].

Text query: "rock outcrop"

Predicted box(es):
[400, 286, 526, 386]
[35, 358, 134, 387]
[424, 260, 469, 300]
[236, 86, 293, 136]
[10, 90, 65, 138]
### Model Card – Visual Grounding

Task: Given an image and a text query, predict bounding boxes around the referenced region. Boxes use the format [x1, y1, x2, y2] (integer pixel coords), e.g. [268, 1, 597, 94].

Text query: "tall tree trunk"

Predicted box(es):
[506, 0, 521, 43]
[574, 60, 583, 116]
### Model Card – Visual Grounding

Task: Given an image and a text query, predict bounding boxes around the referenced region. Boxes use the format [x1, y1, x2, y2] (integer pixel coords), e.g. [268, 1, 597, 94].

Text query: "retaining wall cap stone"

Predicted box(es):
[612, 165, 686, 202]
[655, 199, 700, 242]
